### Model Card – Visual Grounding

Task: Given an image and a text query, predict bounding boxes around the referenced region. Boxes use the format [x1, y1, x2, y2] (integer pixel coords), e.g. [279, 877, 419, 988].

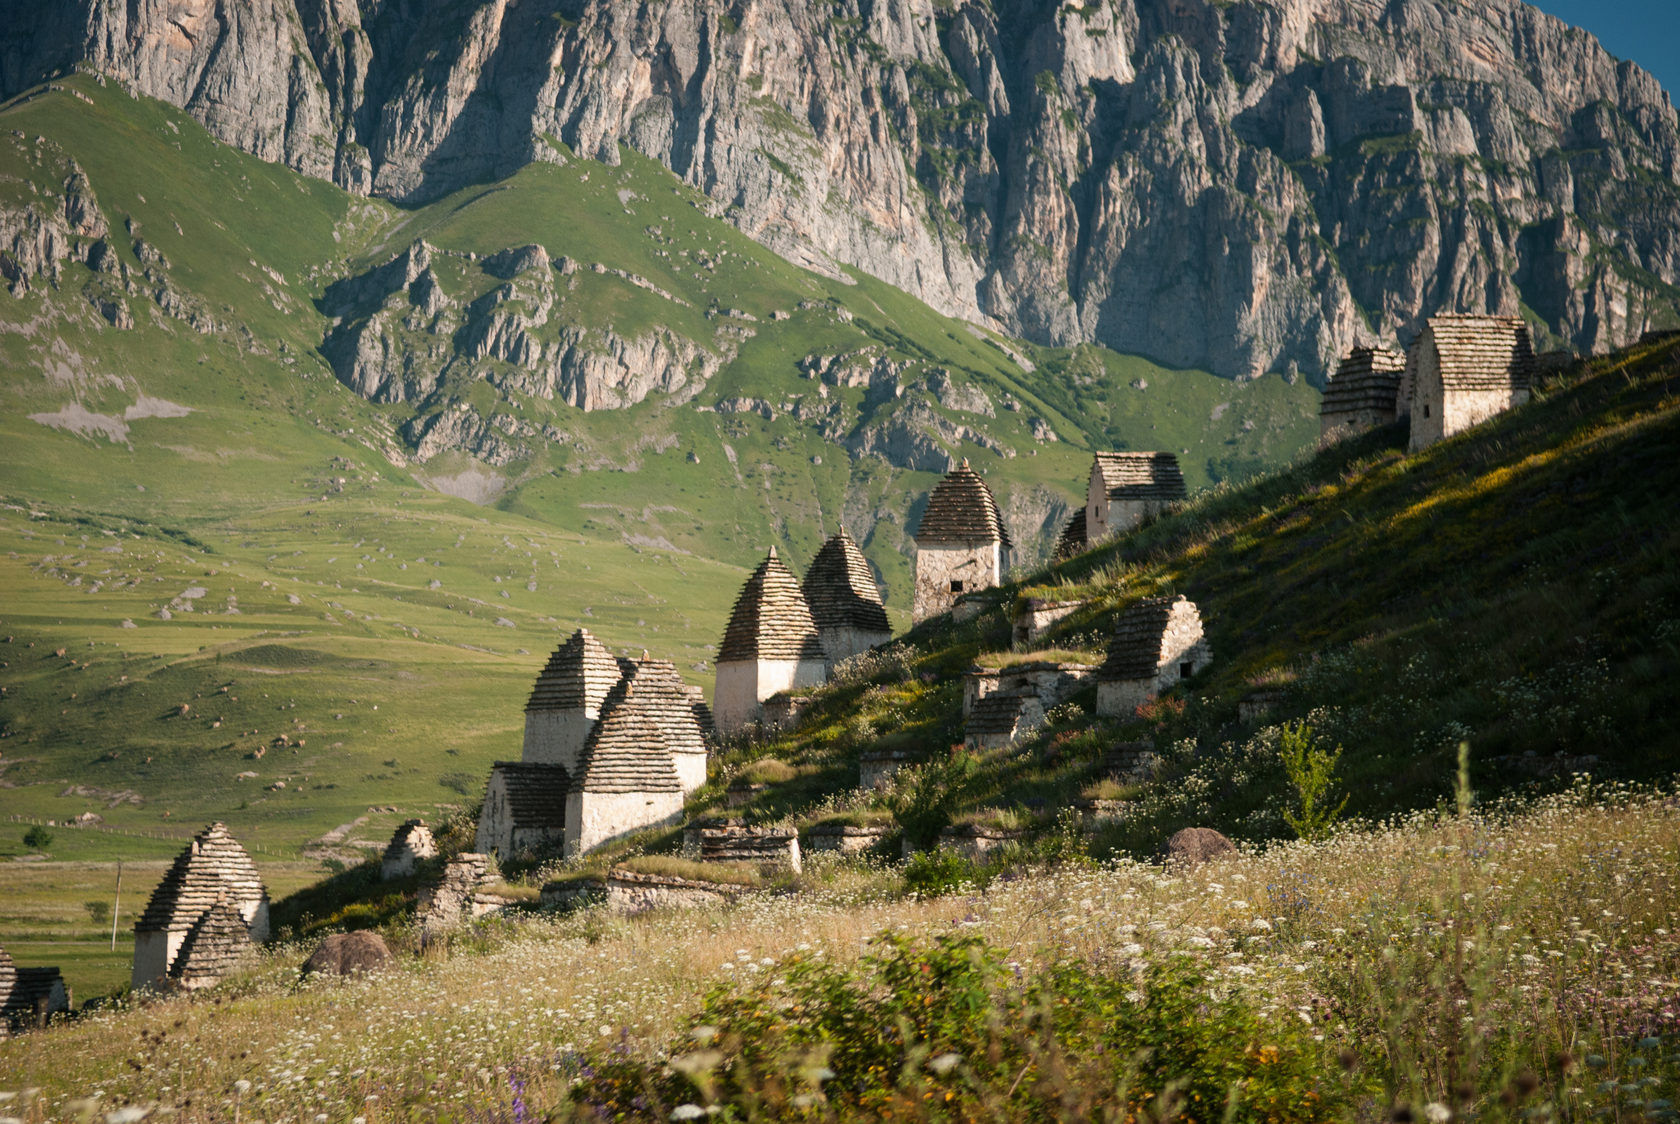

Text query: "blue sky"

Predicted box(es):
[1528, 1, 1679, 95]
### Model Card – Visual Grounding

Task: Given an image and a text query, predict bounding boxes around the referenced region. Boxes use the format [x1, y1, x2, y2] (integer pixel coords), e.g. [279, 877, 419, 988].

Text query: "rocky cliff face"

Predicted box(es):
[8, 0, 1680, 377]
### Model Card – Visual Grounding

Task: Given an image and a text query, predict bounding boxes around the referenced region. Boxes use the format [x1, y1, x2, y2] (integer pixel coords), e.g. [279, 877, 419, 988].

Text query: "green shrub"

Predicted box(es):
[902, 847, 987, 897]
[888, 751, 981, 849]
[22, 824, 52, 850]
[1278, 719, 1349, 842]
[572, 933, 1353, 1121]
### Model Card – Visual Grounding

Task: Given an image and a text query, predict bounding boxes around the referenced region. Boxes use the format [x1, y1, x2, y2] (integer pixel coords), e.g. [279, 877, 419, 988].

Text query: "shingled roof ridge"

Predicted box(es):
[526, 627, 626, 713]
[488, 761, 571, 828]
[803, 529, 890, 634]
[1092, 452, 1188, 502]
[136, 822, 266, 934]
[169, 897, 252, 985]
[617, 657, 709, 757]
[1322, 345, 1408, 414]
[1423, 314, 1537, 392]
[575, 680, 682, 794]
[913, 461, 1012, 548]
[1053, 509, 1088, 561]
[381, 819, 433, 864]
[717, 548, 826, 663]
[1096, 596, 1179, 682]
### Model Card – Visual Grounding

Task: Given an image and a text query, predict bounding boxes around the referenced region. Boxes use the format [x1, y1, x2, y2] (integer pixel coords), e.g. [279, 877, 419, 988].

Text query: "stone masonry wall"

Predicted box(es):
[564, 789, 684, 858]
[713, 657, 826, 735]
[913, 543, 1002, 622]
[521, 709, 597, 772]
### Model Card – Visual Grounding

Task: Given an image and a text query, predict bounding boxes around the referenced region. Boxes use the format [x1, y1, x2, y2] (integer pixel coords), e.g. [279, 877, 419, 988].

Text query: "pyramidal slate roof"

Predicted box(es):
[1097, 597, 1184, 682]
[137, 822, 266, 935]
[170, 899, 252, 987]
[717, 547, 827, 663]
[1091, 453, 1188, 503]
[1421, 315, 1537, 392]
[1053, 509, 1088, 561]
[525, 628, 625, 713]
[619, 656, 709, 757]
[2, 964, 65, 1030]
[489, 762, 572, 825]
[692, 698, 718, 743]
[1322, 346, 1406, 415]
[574, 680, 682, 794]
[967, 692, 1034, 735]
[913, 460, 1012, 548]
[802, 529, 890, 635]
[382, 819, 435, 864]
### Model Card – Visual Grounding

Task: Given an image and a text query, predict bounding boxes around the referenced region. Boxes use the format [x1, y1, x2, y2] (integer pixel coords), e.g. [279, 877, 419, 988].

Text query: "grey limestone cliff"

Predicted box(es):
[8, 0, 1680, 377]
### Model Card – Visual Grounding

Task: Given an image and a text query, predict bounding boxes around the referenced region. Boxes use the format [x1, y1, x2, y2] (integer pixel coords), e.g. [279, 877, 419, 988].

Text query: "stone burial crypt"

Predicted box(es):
[477, 629, 714, 859]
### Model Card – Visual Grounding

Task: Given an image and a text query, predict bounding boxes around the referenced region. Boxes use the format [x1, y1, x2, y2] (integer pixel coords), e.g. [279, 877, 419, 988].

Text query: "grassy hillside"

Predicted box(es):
[697, 338, 1680, 854]
[0, 75, 1317, 994]
[0, 784, 1674, 1122]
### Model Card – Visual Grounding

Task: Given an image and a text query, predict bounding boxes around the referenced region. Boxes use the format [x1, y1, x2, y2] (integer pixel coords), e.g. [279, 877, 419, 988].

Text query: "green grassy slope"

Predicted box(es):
[706, 340, 1680, 850]
[0, 73, 1318, 995]
[0, 73, 1317, 852]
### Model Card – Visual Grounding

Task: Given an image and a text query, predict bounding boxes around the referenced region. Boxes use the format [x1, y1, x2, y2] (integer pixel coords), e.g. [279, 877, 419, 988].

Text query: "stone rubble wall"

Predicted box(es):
[697, 827, 802, 873]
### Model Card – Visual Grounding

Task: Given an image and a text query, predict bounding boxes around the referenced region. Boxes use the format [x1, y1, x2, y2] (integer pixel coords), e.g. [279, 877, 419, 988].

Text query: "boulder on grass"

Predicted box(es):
[1165, 827, 1236, 870]
[302, 931, 392, 977]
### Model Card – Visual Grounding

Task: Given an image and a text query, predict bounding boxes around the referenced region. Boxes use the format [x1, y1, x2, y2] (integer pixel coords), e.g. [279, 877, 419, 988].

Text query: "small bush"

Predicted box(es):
[902, 847, 987, 897]
[737, 757, 798, 785]
[438, 771, 479, 796]
[573, 933, 1351, 1120]
[1279, 719, 1349, 841]
[22, 825, 52, 850]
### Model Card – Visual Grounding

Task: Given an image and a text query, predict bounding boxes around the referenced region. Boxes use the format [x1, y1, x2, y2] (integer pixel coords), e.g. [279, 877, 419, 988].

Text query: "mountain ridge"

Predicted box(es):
[6, 0, 1680, 378]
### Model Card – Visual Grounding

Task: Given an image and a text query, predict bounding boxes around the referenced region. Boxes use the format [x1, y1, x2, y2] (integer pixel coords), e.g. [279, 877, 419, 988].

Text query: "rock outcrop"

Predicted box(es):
[8, 0, 1680, 376]
[321, 241, 724, 454]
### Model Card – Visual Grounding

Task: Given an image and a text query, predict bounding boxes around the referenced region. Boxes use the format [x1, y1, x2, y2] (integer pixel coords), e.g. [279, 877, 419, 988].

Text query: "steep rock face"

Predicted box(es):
[0, 155, 106, 294]
[11, 0, 1680, 376]
[321, 239, 724, 431]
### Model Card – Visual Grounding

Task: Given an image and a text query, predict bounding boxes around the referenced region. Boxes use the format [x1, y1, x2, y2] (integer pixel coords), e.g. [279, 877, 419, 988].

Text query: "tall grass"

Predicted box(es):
[2, 783, 1675, 1121]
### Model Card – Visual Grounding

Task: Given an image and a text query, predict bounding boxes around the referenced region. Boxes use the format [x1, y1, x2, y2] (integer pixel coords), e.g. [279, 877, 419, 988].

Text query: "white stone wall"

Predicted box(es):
[1087, 465, 1109, 539]
[131, 930, 181, 990]
[1096, 678, 1154, 717]
[1407, 345, 1446, 451]
[1155, 603, 1210, 692]
[1444, 386, 1529, 441]
[564, 789, 684, 857]
[509, 823, 568, 854]
[1095, 603, 1210, 717]
[860, 755, 909, 789]
[475, 773, 515, 855]
[522, 709, 596, 771]
[713, 657, 827, 735]
[604, 877, 733, 914]
[672, 749, 708, 795]
[1012, 601, 1082, 646]
[133, 899, 267, 989]
[1319, 407, 1394, 448]
[804, 825, 891, 853]
[913, 543, 1002, 622]
[244, 898, 270, 944]
[819, 625, 894, 665]
[964, 665, 1091, 716]
[1087, 468, 1169, 543]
